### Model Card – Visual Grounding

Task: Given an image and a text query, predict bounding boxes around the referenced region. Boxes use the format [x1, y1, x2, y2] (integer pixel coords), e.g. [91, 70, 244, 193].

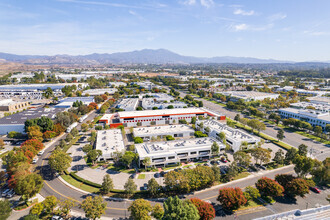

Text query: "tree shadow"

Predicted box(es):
[275, 195, 297, 205]
[71, 164, 88, 171]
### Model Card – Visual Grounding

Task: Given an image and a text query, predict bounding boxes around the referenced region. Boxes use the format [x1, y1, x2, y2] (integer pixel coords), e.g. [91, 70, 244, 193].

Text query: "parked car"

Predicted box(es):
[143, 183, 148, 190]
[220, 158, 227, 163]
[32, 158, 38, 164]
[259, 165, 267, 170]
[130, 173, 136, 179]
[310, 187, 321, 193]
[2, 189, 10, 197]
[38, 150, 45, 156]
[52, 216, 64, 220]
[216, 161, 221, 165]
[6, 189, 15, 198]
[154, 173, 160, 178]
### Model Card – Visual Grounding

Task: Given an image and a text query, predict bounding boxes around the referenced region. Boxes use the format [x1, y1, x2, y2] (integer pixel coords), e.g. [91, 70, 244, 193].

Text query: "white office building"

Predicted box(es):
[196, 119, 260, 152]
[116, 98, 139, 111]
[133, 124, 195, 141]
[55, 97, 94, 108]
[82, 88, 117, 96]
[135, 137, 223, 167]
[95, 129, 125, 161]
[279, 108, 330, 130]
[141, 98, 187, 110]
[109, 82, 127, 87]
[221, 91, 279, 102]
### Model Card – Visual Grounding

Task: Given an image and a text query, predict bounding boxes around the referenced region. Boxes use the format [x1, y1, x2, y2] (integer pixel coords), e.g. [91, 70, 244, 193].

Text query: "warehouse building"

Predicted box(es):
[55, 97, 95, 108]
[135, 137, 223, 167]
[116, 98, 139, 111]
[133, 124, 195, 141]
[95, 129, 125, 161]
[279, 108, 330, 130]
[221, 91, 279, 102]
[99, 107, 225, 128]
[109, 82, 127, 87]
[196, 119, 260, 152]
[0, 99, 30, 112]
[141, 98, 187, 110]
[0, 107, 64, 135]
[82, 88, 117, 96]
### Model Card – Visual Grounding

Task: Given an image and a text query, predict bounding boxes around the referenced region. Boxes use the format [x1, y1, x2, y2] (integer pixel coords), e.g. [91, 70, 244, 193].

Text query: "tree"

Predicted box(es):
[162, 196, 200, 220]
[121, 151, 137, 168]
[217, 187, 247, 210]
[142, 157, 151, 169]
[27, 126, 43, 142]
[81, 123, 88, 132]
[251, 147, 271, 165]
[273, 149, 285, 165]
[82, 144, 93, 154]
[285, 147, 297, 164]
[24, 214, 40, 220]
[211, 142, 220, 156]
[293, 155, 314, 177]
[147, 178, 160, 197]
[87, 149, 102, 165]
[218, 132, 226, 145]
[42, 195, 58, 215]
[15, 173, 44, 200]
[100, 174, 114, 195]
[58, 198, 75, 218]
[233, 151, 251, 167]
[311, 158, 330, 184]
[298, 144, 308, 157]
[0, 171, 7, 188]
[65, 133, 73, 142]
[43, 131, 56, 140]
[124, 178, 137, 196]
[314, 126, 323, 137]
[243, 186, 260, 203]
[0, 200, 12, 220]
[44, 87, 53, 98]
[190, 198, 215, 220]
[152, 204, 164, 220]
[80, 196, 106, 220]
[277, 129, 284, 141]
[128, 199, 152, 220]
[48, 149, 72, 174]
[275, 174, 309, 197]
[38, 116, 54, 132]
[30, 202, 44, 216]
[212, 164, 221, 182]
[255, 177, 284, 198]
[191, 116, 197, 124]
[70, 127, 79, 137]
[59, 139, 66, 148]
[234, 114, 241, 121]
[134, 137, 143, 144]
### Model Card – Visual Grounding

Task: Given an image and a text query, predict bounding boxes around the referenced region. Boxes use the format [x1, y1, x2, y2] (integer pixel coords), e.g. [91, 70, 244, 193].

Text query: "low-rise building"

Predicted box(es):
[55, 97, 95, 108]
[196, 119, 260, 152]
[221, 91, 279, 102]
[0, 99, 30, 111]
[279, 107, 330, 130]
[0, 107, 64, 134]
[290, 102, 330, 112]
[95, 129, 125, 161]
[141, 98, 187, 110]
[82, 88, 117, 96]
[133, 124, 195, 141]
[99, 107, 225, 128]
[109, 82, 127, 87]
[116, 98, 139, 111]
[135, 137, 223, 167]
[55, 74, 104, 81]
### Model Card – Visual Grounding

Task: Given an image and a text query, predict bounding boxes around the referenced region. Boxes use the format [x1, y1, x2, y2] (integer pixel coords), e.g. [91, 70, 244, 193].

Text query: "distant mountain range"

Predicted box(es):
[0, 49, 314, 65]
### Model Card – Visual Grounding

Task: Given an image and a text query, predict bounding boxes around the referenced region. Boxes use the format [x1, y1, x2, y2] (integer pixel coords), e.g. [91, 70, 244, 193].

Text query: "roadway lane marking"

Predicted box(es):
[41, 148, 127, 211]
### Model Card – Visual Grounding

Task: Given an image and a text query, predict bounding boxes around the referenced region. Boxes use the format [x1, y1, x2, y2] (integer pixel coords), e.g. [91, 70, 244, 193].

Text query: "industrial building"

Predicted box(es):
[95, 129, 125, 161]
[290, 102, 330, 112]
[55, 97, 95, 108]
[99, 107, 225, 128]
[55, 74, 104, 81]
[279, 108, 330, 130]
[0, 107, 64, 134]
[133, 124, 195, 141]
[221, 91, 279, 102]
[109, 82, 127, 87]
[141, 98, 187, 110]
[116, 98, 139, 111]
[135, 137, 223, 167]
[196, 119, 260, 152]
[82, 88, 117, 96]
[0, 99, 30, 112]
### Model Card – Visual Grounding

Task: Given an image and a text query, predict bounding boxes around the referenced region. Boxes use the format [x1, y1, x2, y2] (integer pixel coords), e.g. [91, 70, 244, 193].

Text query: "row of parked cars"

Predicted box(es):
[2, 188, 15, 198]
[32, 149, 45, 164]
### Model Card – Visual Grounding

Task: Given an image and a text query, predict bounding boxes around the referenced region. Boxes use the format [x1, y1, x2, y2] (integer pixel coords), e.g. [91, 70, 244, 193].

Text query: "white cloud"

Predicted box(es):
[268, 13, 287, 21]
[303, 30, 330, 36]
[200, 0, 214, 8]
[233, 23, 248, 31]
[232, 23, 273, 31]
[233, 8, 255, 16]
[182, 0, 196, 6]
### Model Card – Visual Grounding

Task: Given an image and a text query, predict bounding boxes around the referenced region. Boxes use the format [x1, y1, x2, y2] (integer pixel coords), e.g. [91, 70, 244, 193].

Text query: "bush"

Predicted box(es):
[95, 125, 103, 130]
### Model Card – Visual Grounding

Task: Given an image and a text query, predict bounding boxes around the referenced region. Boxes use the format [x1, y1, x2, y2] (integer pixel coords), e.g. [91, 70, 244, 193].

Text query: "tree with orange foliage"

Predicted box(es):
[53, 123, 65, 135]
[190, 198, 215, 220]
[88, 102, 98, 110]
[217, 187, 247, 210]
[101, 94, 107, 101]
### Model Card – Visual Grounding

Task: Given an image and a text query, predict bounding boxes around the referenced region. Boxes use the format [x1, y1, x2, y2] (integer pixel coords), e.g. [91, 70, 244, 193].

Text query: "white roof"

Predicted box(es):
[133, 125, 194, 137]
[95, 129, 125, 158]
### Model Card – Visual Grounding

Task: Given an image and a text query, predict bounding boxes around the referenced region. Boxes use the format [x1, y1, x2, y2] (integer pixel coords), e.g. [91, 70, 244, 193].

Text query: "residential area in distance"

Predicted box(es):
[0, 63, 328, 220]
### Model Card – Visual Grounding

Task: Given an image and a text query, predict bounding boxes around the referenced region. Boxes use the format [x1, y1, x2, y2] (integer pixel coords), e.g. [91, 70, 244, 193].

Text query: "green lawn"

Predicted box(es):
[162, 164, 182, 171]
[138, 174, 146, 179]
[238, 199, 262, 211]
[107, 164, 135, 173]
[233, 172, 250, 180]
[61, 174, 99, 193]
[183, 165, 193, 169]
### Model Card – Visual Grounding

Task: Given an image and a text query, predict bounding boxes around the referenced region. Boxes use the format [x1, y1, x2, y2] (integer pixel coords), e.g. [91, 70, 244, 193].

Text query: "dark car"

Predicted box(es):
[310, 187, 321, 193]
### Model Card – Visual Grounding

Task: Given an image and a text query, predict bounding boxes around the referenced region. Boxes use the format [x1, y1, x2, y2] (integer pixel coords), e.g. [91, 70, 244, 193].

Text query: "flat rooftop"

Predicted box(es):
[0, 107, 63, 125]
[117, 107, 219, 118]
[82, 88, 117, 95]
[136, 137, 221, 158]
[280, 107, 330, 121]
[133, 125, 194, 137]
[309, 96, 330, 104]
[59, 97, 94, 103]
[222, 91, 278, 98]
[202, 119, 259, 143]
[290, 102, 330, 111]
[95, 129, 125, 157]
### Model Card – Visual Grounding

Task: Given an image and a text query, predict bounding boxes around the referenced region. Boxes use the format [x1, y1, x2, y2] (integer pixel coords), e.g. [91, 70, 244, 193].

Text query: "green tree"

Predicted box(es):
[233, 151, 251, 167]
[58, 198, 75, 218]
[147, 178, 160, 197]
[314, 126, 323, 137]
[124, 178, 137, 196]
[100, 174, 114, 195]
[142, 157, 151, 169]
[273, 149, 285, 165]
[277, 129, 284, 141]
[234, 114, 240, 121]
[218, 132, 226, 145]
[87, 149, 102, 165]
[27, 125, 43, 142]
[44, 87, 53, 98]
[0, 200, 12, 220]
[30, 202, 44, 216]
[285, 148, 297, 164]
[24, 214, 40, 220]
[191, 116, 197, 124]
[65, 133, 73, 142]
[211, 142, 220, 156]
[311, 158, 330, 184]
[15, 173, 44, 200]
[70, 127, 79, 137]
[298, 144, 308, 157]
[121, 151, 137, 168]
[243, 186, 260, 203]
[134, 137, 143, 144]
[38, 116, 54, 132]
[81, 123, 88, 132]
[48, 149, 72, 174]
[82, 144, 93, 154]
[80, 196, 106, 220]
[293, 155, 314, 177]
[152, 204, 164, 220]
[162, 196, 200, 220]
[251, 147, 271, 165]
[42, 195, 58, 215]
[128, 199, 152, 220]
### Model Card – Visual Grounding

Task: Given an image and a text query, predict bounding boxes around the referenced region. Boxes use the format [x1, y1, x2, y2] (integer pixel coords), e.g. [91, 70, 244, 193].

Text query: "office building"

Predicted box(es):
[116, 98, 139, 111]
[95, 129, 125, 161]
[221, 91, 279, 102]
[0, 99, 30, 112]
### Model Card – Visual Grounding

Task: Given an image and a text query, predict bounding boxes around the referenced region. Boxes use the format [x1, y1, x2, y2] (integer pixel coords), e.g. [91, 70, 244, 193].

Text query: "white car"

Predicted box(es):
[32, 158, 38, 164]
[38, 150, 45, 156]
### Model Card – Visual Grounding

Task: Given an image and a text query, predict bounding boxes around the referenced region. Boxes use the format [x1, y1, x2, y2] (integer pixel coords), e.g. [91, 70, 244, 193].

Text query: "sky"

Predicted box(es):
[0, 0, 330, 61]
